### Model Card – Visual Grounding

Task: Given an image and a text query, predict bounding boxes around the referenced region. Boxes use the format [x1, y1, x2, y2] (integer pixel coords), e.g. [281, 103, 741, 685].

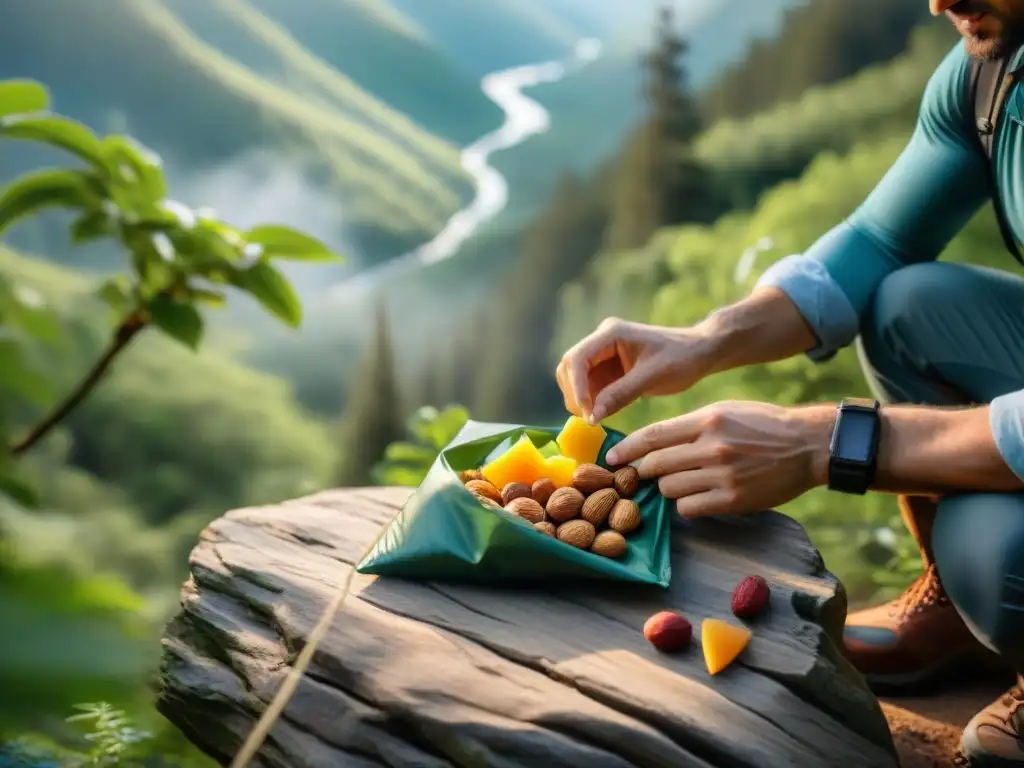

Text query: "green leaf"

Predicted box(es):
[244, 224, 340, 261]
[0, 168, 105, 235]
[101, 135, 166, 207]
[381, 441, 439, 466]
[369, 462, 428, 487]
[147, 293, 203, 349]
[166, 225, 240, 269]
[123, 231, 174, 297]
[0, 339, 52, 405]
[97, 275, 133, 317]
[0, 114, 108, 169]
[0, 470, 39, 508]
[0, 80, 48, 119]
[0, 281, 63, 347]
[406, 404, 469, 451]
[189, 287, 227, 308]
[70, 210, 115, 244]
[230, 261, 302, 327]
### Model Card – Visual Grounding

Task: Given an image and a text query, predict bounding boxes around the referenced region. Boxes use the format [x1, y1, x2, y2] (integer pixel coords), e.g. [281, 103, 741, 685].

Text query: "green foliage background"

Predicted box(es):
[0, 2, 993, 764]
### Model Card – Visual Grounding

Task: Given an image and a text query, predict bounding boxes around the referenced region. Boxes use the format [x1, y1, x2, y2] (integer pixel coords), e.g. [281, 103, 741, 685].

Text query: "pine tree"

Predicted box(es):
[605, 4, 716, 251]
[473, 172, 608, 421]
[702, 0, 934, 122]
[336, 299, 405, 486]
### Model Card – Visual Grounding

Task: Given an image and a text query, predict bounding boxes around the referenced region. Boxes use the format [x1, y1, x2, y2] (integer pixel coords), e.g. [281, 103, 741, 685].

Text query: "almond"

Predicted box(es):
[581, 487, 618, 526]
[613, 466, 640, 498]
[532, 477, 556, 507]
[572, 463, 615, 494]
[473, 494, 502, 509]
[465, 479, 502, 505]
[459, 469, 484, 483]
[501, 481, 532, 506]
[534, 521, 557, 537]
[546, 486, 585, 523]
[506, 497, 545, 524]
[591, 530, 627, 558]
[609, 499, 641, 534]
[557, 519, 596, 549]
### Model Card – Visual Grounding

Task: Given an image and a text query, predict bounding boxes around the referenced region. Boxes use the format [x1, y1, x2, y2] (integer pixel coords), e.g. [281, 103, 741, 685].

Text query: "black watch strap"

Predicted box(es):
[827, 398, 881, 495]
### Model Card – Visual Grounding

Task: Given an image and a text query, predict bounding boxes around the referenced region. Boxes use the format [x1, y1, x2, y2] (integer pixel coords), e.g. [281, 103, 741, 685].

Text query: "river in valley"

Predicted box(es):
[328, 37, 603, 299]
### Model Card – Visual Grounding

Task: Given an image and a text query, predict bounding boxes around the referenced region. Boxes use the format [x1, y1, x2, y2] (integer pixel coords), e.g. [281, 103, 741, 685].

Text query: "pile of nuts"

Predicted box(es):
[459, 463, 642, 559]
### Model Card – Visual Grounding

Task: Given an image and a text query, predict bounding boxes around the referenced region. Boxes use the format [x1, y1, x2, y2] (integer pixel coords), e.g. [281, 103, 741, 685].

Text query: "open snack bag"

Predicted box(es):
[356, 417, 674, 587]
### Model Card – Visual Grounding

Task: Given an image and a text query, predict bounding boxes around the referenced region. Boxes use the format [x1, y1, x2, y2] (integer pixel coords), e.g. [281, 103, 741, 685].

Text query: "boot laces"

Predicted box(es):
[892, 564, 948, 618]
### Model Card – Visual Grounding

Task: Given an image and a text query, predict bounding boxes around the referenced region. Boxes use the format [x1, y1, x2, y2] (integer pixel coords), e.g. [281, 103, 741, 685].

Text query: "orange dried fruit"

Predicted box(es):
[701, 619, 751, 675]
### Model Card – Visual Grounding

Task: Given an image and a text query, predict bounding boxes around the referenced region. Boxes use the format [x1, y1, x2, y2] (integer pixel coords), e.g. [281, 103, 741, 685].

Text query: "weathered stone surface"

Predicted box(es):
[158, 487, 898, 768]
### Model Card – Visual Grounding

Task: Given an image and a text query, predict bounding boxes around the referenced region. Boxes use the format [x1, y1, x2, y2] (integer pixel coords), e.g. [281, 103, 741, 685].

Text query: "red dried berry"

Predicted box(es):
[731, 575, 771, 618]
[643, 611, 693, 653]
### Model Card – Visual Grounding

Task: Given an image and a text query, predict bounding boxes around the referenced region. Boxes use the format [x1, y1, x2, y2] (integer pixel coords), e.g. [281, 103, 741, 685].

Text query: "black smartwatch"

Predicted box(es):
[827, 398, 881, 495]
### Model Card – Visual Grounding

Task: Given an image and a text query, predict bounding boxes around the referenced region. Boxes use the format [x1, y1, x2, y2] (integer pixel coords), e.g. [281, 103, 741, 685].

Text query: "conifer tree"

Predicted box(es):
[474, 172, 608, 421]
[337, 299, 405, 486]
[605, 4, 716, 251]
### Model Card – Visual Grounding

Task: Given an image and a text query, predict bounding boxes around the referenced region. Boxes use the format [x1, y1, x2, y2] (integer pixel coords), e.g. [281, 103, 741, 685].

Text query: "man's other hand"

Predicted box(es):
[605, 401, 835, 519]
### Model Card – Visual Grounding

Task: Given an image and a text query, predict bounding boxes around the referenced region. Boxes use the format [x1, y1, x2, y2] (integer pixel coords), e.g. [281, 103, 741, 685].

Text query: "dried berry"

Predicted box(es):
[731, 575, 770, 618]
[643, 611, 692, 653]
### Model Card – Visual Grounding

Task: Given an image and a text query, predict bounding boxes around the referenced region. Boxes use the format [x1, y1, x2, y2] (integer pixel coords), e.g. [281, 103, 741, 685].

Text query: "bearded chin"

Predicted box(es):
[963, 29, 1011, 61]
[964, 17, 1024, 61]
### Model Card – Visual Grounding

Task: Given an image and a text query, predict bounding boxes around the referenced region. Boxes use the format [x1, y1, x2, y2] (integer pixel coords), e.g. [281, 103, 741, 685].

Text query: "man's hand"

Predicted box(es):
[555, 318, 716, 424]
[605, 401, 835, 518]
[555, 288, 819, 425]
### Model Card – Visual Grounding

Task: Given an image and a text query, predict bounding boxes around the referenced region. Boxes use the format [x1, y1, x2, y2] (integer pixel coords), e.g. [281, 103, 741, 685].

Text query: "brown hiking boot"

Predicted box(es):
[843, 495, 999, 688]
[958, 675, 1024, 766]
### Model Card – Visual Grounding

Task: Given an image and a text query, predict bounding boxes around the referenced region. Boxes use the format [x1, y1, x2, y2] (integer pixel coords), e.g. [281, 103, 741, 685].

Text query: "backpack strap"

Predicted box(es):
[970, 53, 1024, 265]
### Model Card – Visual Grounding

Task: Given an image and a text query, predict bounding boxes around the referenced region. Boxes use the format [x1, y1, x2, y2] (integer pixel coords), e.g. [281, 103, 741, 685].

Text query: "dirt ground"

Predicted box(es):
[880, 668, 1017, 767]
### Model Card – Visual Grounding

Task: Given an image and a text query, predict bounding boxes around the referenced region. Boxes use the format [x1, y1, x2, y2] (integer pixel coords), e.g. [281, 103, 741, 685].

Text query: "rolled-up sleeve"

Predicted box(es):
[756, 39, 990, 361]
[991, 392, 1024, 482]
[755, 250, 858, 361]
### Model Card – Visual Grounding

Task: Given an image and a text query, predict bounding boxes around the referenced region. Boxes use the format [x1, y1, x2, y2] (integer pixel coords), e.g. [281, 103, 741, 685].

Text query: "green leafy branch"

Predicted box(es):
[0, 79, 343, 504]
[371, 405, 469, 486]
[66, 702, 152, 766]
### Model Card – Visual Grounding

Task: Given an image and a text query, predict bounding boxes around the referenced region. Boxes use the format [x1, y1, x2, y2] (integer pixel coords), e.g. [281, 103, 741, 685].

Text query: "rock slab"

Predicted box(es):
[157, 487, 899, 768]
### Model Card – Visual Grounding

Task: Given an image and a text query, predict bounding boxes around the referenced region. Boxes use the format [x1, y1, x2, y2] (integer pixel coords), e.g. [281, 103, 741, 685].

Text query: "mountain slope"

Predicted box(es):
[384, 0, 580, 73]
[0, 0, 502, 264]
[238, 0, 503, 144]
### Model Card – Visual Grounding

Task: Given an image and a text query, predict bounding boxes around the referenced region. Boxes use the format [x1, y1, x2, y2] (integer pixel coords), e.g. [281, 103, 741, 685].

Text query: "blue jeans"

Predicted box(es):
[857, 262, 1024, 665]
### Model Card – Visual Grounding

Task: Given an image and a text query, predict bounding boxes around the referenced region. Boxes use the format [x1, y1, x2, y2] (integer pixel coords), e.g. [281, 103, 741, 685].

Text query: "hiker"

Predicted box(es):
[557, 1, 1024, 764]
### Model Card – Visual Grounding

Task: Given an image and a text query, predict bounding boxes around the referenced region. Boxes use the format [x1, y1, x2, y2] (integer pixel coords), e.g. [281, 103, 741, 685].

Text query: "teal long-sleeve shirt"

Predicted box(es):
[755, 40, 1024, 480]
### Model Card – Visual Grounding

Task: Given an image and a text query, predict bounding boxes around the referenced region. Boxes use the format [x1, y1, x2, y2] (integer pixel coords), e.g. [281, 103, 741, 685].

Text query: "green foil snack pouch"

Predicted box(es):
[356, 419, 673, 587]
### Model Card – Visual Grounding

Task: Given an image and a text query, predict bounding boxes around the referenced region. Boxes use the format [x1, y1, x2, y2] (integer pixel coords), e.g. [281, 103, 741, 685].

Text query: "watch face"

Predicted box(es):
[837, 410, 875, 463]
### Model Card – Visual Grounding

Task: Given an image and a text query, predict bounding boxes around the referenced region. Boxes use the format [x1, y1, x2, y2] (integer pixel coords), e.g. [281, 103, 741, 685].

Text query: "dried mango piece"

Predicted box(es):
[542, 455, 578, 488]
[481, 435, 547, 489]
[556, 415, 607, 465]
[701, 618, 751, 675]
